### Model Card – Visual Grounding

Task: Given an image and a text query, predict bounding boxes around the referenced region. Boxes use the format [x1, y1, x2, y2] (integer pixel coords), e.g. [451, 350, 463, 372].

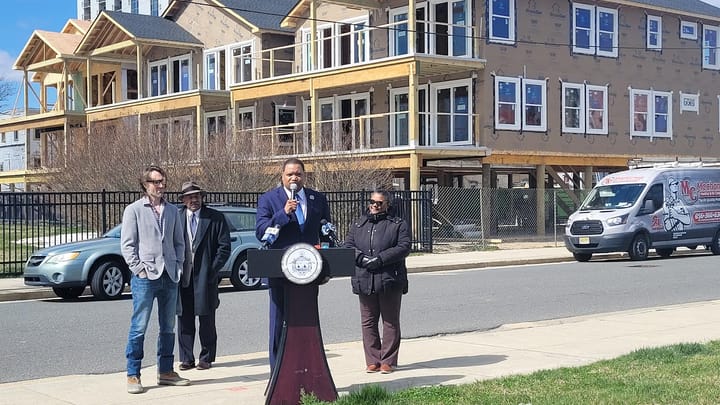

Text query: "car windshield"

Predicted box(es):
[580, 184, 646, 210]
[104, 225, 122, 238]
[222, 211, 256, 232]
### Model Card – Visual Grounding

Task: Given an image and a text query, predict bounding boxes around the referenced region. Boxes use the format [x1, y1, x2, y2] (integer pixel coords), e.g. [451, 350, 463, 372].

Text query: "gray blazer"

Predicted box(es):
[121, 196, 185, 282]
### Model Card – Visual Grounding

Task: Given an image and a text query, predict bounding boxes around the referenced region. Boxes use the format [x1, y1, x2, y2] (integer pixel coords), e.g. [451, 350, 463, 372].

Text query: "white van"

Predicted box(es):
[564, 167, 720, 261]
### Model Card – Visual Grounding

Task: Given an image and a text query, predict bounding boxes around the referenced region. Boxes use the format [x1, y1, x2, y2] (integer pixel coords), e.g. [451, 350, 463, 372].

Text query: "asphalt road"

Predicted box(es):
[3, 253, 720, 383]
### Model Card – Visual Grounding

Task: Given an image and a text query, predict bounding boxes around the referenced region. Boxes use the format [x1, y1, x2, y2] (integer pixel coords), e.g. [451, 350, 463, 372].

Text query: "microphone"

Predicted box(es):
[320, 219, 341, 247]
[260, 225, 281, 249]
[289, 183, 297, 200]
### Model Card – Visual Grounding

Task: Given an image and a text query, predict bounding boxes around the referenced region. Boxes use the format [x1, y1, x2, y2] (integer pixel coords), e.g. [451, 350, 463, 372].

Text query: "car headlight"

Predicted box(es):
[606, 214, 628, 226]
[46, 251, 81, 264]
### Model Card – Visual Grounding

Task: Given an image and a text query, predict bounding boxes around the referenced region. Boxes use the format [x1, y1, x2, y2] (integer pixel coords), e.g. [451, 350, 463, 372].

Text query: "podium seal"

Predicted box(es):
[281, 243, 323, 285]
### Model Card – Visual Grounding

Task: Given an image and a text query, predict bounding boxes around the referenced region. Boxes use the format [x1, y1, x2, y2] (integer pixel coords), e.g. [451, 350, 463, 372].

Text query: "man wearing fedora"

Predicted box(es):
[177, 181, 231, 371]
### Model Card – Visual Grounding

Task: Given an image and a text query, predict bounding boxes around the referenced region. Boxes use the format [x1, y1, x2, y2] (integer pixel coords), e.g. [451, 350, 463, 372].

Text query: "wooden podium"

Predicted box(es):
[248, 247, 355, 405]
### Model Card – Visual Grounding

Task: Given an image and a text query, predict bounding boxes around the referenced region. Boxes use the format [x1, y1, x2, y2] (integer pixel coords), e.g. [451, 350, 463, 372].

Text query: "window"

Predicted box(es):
[83, 0, 91, 19]
[572, 4, 618, 57]
[679, 92, 699, 114]
[230, 42, 253, 84]
[204, 49, 226, 90]
[114, 0, 123, 11]
[389, 86, 429, 146]
[337, 93, 370, 150]
[703, 25, 720, 70]
[489, 0, 515, 44]
[338, 19, 369, 65]
[495, 76, 547, 132]
[389, 5, 427, 56]
[149, 61, 167, 97]
[1, 133, 5, 143]
[237, 106, 255, 131]
[170, 55, 191, 92]
[98, 0, 106, 11]
[275, 107, 296, 145]
[150, 0, 159, 16]
[562, 82, 608, 134]
[389, 1, 470, 58]
[630, 88, 672, 138]
[149, 54, 191, 96]
[131, 0, 138, 14]
[681, 21, 698, 40]
[431, 79, 472, 144]
[522, 79, 547, 132]
[206, 111, 227, 155]
[647, 16, 662, 50]
[13, 131, 18, 142]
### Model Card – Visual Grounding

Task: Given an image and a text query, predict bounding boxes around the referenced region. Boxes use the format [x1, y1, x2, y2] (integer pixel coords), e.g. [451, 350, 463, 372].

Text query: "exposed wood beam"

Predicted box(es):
[88, 40, 136, 56]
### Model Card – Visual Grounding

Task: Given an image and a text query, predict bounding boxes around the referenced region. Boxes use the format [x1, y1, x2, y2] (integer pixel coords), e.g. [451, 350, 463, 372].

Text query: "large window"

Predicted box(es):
[149, 54, 191, 96]
[703, 25, 720, 70]
[131, 0, 138, 14]
[630, 89, 672, 138]
[572, 3, 618, 57]
[495, 76, 547, 132]
[431, 79, 472, 144]
[301, 17, 370, 71]
[150, 0, 159, 16]
[389, 86, 429, 147]
[562, 82, 608, 134]
[204, 49, 226, 90]
[647, 15, 662, 50]
[389, 1, 470, 57]
[389, 5, 426, 55]
[489, 0, 515, 44]
[230, 42, 254, 84]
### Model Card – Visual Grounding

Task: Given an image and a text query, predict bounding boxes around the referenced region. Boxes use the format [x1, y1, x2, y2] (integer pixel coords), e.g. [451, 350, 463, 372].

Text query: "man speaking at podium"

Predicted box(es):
[255, 157, 332, 372]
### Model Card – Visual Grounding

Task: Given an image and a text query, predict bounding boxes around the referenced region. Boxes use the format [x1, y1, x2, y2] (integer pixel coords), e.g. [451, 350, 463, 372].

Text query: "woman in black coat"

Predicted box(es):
[343, 190, 410, 374]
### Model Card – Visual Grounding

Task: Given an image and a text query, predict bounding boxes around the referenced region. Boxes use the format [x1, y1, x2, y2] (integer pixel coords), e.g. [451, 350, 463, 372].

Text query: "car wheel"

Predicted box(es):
[711, 229, 720, 255]
[656, 248, 674, 258]
[628, 233, 649, 261]
[52, 286, 85, 299]
[573, 253, 592, 262]
[230, 252, 261, 290]
[91, 260, 126, 300]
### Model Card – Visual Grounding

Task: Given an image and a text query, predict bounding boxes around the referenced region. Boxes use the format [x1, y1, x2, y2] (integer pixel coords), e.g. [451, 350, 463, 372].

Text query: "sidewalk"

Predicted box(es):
[2, 245, 718, 404]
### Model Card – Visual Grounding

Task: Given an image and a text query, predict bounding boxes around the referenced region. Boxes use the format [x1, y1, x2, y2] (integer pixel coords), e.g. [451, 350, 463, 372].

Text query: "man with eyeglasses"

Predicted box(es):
[343, 190, 410, 375]
[121, 165, 189, 394]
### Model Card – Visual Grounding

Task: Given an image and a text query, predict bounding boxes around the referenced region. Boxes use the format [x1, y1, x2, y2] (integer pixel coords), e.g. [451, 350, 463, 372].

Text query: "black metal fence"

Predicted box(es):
[0, 190, 433, 277]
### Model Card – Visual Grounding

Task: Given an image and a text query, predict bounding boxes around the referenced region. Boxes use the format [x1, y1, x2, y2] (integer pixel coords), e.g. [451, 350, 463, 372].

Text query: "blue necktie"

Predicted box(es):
[190, 212, 198, 239]
[295, 195, 305, 231]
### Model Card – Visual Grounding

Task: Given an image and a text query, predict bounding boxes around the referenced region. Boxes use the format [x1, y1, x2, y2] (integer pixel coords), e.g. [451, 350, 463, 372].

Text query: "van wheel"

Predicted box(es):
[573, 253, 592, 262]
[628, 233, 649, 261]
[711, 230, 720, 255]
[656, 248, 674, 258]
[230, 252, 261, 290]
[91, 260, 126, 300]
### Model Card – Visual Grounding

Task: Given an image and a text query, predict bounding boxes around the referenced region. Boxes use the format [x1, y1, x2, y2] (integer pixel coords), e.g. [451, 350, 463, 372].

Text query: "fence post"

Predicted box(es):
[553, 190, 558, 247]
[479, 187, 486, 250]
[101, 189, 107, 234]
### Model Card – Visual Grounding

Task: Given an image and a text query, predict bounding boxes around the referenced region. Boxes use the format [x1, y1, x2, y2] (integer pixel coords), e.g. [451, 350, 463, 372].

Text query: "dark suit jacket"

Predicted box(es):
[255, 186, 331, 251]
[179, 205, 231, 316]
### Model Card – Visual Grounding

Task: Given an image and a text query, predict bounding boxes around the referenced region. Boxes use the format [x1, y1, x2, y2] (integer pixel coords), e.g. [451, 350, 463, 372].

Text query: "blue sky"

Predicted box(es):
[0, 0, 76, 82]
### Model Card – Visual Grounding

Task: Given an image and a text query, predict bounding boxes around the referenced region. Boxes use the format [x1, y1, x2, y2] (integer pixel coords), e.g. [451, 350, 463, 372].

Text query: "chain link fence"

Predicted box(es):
[432, 187, 590, 248]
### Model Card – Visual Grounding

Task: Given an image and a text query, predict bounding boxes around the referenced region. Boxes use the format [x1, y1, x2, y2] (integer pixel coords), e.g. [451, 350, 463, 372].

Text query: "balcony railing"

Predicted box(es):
[243, 18, 480, 84]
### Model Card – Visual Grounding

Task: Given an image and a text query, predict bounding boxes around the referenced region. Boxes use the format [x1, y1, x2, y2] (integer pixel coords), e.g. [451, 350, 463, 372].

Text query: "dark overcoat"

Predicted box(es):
[179, 205, 231, 316]
[344, 213, 411, 295]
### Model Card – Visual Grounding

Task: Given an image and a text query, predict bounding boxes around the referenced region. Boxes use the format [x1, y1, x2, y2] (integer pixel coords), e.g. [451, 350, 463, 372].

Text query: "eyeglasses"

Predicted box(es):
[368, 199, 386, 206]
[146, 179, 165, 185]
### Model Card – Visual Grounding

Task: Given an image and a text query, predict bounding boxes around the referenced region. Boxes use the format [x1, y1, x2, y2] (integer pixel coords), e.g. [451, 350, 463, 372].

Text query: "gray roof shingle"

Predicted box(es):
[215, 0, 297, 31]
[103, 10, 202, 45]
[630, 0, 720, 18]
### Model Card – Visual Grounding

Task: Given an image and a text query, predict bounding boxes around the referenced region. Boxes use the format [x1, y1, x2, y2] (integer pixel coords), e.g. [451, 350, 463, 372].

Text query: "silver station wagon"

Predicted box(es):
[23, 206, 262, 300]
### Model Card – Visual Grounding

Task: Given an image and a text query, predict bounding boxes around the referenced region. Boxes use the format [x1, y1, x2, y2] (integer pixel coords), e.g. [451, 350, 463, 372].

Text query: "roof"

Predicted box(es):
[61, 19, 92, 35]
[14, 30, 84, 70]
[101, 10, 202, 44]
[76, 10, 202, 55]
[632, 0, 720, 18]
[164, 0, 297, 32]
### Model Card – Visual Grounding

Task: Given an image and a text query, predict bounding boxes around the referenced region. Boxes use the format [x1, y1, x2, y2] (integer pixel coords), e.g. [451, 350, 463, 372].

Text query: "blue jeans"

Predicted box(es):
[126, 271, 179, 377]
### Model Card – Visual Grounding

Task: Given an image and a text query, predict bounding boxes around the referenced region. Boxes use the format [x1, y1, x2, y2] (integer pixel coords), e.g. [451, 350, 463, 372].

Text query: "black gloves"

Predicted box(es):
[358, 255, 383, 270]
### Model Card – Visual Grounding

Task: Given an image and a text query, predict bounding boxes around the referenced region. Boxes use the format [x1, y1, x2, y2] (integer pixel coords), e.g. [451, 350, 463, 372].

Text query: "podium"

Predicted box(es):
[248, 246, 355, 405]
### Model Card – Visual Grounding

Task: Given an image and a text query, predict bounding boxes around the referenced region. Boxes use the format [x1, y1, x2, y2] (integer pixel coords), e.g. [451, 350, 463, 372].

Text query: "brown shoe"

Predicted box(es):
[365, 364, 380, 373]
[158, 371, 190, 386]
[179, 362, 195, 371]
[196, 361, 212, 370]
[380, 364, 393, 374]
[127, 375, 143, 394]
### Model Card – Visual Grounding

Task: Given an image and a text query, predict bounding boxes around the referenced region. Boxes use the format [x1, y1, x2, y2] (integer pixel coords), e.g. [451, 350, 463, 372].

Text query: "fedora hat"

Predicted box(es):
[180, 181, 206, 197]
